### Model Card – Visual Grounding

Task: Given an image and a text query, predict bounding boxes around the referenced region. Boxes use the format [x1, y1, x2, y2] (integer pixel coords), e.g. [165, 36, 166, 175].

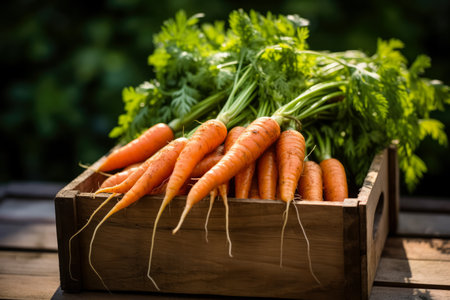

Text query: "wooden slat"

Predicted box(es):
[400, 196, 450, 213]
[0, 274, 60, 300]
[0, 198, 55, 223]
[381, 237, 450, 261]
[398, 212, 450, 237]
[370, 286, 450, 300]
[0, 251, 59, 276]
[0, 221, 57, 250]
[374, 257, 450, 289]
[3, 181, 65, 199]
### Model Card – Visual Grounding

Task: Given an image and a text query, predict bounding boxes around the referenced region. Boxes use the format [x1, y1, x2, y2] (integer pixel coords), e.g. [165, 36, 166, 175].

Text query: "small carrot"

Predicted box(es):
[99, 163, 141, 189]
[173, 116, 281, 234]
[298, 161, 323, 201]
[97, 123, 174, 172]
[320, 158, 348, 202]
[88, 137, 188, 290]
[257, 145, 278, 200]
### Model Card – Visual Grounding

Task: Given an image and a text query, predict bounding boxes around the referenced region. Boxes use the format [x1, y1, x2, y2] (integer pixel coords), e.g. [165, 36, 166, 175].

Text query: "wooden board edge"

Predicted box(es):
[388, 143, 400, 234]
[54, 189, 81, 292]
[343, 198, 361, 299]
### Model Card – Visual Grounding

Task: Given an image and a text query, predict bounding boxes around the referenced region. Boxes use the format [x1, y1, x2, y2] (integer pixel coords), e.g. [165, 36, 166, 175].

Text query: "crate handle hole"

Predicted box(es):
[372, 192, 384, 240]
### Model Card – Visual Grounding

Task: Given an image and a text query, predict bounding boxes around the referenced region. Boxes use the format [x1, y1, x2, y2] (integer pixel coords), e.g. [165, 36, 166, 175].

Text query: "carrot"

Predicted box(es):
[224, 126, 255, 199]
[249, 174, 260, 199]
[164, 119, 228, 205]
[99, 163, 141, 189]
[190, 145, 224, 178]
[97, 123, 173, 172]
[147, 119, 227, 289]
[276, 129, 305, 266]
[173, 116, 281, 234]
[88, 137, 188, 290]
[257, 145, 278, 200]
[320, 158, 348, 202]
[298, 161, 323, 201]
[234, 162, 255, 199]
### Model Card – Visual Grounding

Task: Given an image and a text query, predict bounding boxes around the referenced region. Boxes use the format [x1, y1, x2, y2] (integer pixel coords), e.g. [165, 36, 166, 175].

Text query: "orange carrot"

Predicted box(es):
[276, 130, 306, 202]
[190, 145, 225, 178]
[99, 163, 141, 189]
[164, 119, 227, 205]
[320, 158, 348, 202]
[257, 145, 278, 200]
[173, 116, 280, 234]
[147, 119, 227, 289]
[88, 137, 187, 290]
[224, 126, 255, 199]
[97, 123, 173, 172]
[249, 174, 260, 199]
[275, 129, 306, 266]
[298, 161, 323, 201]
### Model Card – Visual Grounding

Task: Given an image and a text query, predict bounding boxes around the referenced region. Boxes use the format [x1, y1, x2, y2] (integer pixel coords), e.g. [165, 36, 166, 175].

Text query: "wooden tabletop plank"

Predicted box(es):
[398, 212, 450, 237]
[381, 237, 450, 261]
[0, 274, 60, 300]
[0, 221, 57, 251]
[2, 181, 65, 199]
[0, 251, 59, 276]
[371, 286, 450, 300]
[401, 196, 450, 213]
[374, 257, 450, 289]
[0, 198, 55, 223]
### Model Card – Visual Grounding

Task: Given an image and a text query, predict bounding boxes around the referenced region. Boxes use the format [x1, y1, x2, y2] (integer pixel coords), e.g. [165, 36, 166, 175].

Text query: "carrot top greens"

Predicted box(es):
[109, 9, 449, 190]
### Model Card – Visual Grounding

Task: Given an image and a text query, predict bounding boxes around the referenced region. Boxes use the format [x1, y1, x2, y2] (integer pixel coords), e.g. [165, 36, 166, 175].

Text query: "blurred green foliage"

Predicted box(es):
[1, 0, 449, 196]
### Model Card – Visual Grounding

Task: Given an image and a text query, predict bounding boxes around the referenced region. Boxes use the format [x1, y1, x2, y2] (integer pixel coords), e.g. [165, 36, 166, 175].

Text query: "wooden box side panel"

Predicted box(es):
[358, 149, 390, 299]
[73, 195, 347, 299]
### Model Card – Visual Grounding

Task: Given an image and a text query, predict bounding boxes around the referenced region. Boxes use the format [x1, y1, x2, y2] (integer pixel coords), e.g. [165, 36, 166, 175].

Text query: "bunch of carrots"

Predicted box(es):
[69, 9, 449, 292]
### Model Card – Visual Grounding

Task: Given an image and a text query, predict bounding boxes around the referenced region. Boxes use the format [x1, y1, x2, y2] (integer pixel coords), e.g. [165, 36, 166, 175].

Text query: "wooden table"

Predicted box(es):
[0, 182, 449, 299]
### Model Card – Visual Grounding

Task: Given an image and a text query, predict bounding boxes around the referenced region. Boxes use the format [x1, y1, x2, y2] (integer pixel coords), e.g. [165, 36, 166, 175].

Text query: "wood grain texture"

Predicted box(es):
[398, 212, 450, 238]
[382, 237, 450, 261]
[0, 221, 57, 250]
[370, 287, 450, 300]
[358, 149, 390, 299]
[374, 257, 450, 288]
[75, 195, 344, 299]
[388, 144, 399, 234]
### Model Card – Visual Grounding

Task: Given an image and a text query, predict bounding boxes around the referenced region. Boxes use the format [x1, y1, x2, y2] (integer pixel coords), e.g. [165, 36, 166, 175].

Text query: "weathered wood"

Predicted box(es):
[388, 143, 400, 234]
[3, 181, 65, 199]
[370, 287, 450, 300]
[398, 212, 450, 238]
[358, 149, 390, 299]
[0, 221, 57, 250]
[54, 148, 393, 299]
[382, 237, 450, 261]
[0, 251, 59, 276]
[0, 198, 55, 223]
[374, 257, 450, 289]
[343, 199, 361, 300]
[0, 274, 60, 300]
[55, 189, 81, 292]
[400, 197, 450, 213]
[76, 195, 344, 299]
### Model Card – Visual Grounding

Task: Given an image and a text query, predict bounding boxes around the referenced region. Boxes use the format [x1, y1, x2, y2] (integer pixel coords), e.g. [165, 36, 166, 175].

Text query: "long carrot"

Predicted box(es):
[276, 129, 305, 266]
[320, 158, 348, 202]
[146, 119, 227, 289]
[224, 126, 255, 199]
[88, 137, 188, 290]
[173, 116, 281, 234]
[257, 145, 278, 200]
[97, 123, 174, 172]
[298, 161, 323, 201]
[249, 174, 260, 199]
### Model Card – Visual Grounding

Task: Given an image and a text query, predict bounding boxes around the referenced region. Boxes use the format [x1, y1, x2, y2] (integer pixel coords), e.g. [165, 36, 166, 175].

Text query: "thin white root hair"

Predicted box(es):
[292, 201, 322, 287]
[204, 190, 216, 243]
[279, 201, 290, 267]
[69, 193, 116, 281]
[221, 189, 233, 258]
[79, 162, 112, 177]
[88, 218, 112, 293]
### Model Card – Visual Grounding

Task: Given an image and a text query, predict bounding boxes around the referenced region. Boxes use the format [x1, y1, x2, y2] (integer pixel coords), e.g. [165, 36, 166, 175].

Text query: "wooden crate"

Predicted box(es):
[55, 145, 399, 300]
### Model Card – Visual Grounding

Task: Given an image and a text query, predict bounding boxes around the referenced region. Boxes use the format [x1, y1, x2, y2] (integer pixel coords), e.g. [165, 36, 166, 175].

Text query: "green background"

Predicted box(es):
[1, 0, 449, 196]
